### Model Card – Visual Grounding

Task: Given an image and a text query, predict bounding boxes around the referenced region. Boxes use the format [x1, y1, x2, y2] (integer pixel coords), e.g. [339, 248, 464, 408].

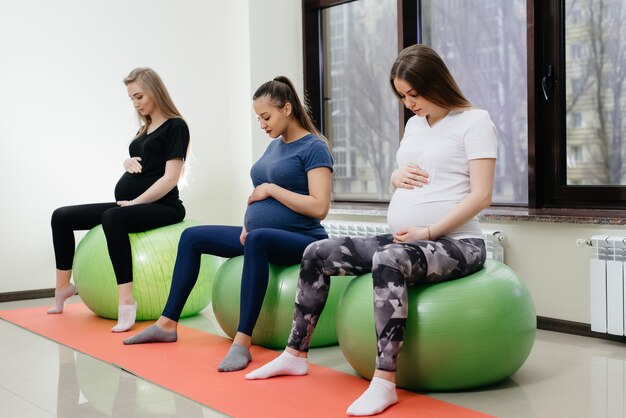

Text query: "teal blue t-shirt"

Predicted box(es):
[244, 134, 333, 239]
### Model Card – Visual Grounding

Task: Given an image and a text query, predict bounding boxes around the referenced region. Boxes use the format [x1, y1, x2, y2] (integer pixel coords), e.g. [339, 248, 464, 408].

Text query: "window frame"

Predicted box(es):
[532, 0, 626, 209]
[303, 0, 626, 210]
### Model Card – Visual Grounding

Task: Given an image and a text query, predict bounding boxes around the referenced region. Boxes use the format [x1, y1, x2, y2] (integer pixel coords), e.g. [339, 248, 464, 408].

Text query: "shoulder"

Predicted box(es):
[457, 109, 497, 153]
[302, 134, 329, 149]
[166, 117, 189, 130]
[300, 135, 332, 156]
[456, 108, 493, 126]
[405, 114, 427, 129]
[297, 135, 333, 169]
[163, 117, 190, 139]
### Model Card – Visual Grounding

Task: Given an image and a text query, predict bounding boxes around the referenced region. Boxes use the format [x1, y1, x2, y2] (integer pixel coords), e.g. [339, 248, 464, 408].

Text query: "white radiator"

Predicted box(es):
[321, 221, 505, 262]
[589, 235, 626, 335]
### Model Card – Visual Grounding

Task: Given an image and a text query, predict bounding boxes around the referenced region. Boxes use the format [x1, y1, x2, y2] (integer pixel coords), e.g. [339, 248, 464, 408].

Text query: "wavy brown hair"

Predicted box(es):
[390, 44, 472, 110]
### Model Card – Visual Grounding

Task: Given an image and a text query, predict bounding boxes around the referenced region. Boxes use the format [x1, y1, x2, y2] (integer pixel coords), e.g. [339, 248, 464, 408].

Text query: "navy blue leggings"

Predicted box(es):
[161, 226, 320, 335]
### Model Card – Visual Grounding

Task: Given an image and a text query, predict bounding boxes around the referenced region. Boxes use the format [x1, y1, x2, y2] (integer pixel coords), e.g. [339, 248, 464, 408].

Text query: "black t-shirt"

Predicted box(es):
[114, 118, 190, 205]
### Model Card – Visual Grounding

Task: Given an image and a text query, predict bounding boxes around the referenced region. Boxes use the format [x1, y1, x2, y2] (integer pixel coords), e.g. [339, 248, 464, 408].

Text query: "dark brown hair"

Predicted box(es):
[253, 76, 326, 141]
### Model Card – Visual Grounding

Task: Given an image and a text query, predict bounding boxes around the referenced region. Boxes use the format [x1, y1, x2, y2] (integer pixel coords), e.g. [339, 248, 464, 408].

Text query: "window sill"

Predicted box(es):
[481, 207, 626, 225]
[329, 202, 626, 225]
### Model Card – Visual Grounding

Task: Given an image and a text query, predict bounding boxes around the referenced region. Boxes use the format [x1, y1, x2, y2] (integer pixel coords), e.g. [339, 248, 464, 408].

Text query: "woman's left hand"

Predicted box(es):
[248, 183, 273, 204]
[116, 200, 135, 207]
[393, 226, 430, 243]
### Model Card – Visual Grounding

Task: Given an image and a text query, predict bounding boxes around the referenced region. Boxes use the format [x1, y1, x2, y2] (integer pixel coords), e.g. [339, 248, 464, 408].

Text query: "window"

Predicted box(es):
[422, 0, 528, 204]
[318, 0, 400, 201]
[570, 43, 582, 62]
[536, 0, 626, 207]
[304, 0, 626, 210]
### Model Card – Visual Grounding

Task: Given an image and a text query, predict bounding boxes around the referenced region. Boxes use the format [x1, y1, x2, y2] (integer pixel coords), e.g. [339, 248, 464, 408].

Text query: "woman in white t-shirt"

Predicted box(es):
[244, 44, 497, 416]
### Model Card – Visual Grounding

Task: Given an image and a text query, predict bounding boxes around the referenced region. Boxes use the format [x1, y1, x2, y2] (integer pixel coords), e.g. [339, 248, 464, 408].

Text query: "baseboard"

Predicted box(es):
[537, 316, 626, 343]
[0, 289, 55, 303]
[1, 293, 625, 344]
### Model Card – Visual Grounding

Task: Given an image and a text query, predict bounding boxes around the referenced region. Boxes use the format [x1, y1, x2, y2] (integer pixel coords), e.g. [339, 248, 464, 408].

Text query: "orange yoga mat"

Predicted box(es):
[0, 303, 494, 418]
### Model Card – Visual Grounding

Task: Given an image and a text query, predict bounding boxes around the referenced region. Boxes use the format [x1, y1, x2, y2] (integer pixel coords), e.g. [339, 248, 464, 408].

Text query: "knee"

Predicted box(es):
[300, 238, 346, 274]
[100, 207, 124, 232]
[51, 207, 71, 229]
[301, 238, 334, 262]
[178, 226, 207, 252]
[372, 246, 411, 277]
[244, 228, 289, 253]
[244, 228, 271, 246]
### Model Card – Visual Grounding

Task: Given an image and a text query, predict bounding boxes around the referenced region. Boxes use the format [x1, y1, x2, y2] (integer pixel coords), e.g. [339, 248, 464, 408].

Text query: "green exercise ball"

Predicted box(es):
[336, 259, 536, 391]
[73, 221, 221, 320]
[212, 256, 353, 349]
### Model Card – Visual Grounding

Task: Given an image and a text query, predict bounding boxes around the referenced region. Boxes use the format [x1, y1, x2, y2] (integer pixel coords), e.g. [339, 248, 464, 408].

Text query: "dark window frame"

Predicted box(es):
[532, 0, 626, 209]
[303, 0, 626, 210]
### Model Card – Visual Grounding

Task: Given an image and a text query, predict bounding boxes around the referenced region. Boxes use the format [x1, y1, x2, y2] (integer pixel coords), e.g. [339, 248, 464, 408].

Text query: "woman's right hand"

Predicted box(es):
[391, 164, 429, 189]
[123, 157, 143, 174]
[239, 226, 248, 246]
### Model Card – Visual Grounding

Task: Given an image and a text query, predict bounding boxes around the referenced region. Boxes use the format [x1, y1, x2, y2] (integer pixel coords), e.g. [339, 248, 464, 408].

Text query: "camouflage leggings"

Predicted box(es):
[287, 234, 486, 372]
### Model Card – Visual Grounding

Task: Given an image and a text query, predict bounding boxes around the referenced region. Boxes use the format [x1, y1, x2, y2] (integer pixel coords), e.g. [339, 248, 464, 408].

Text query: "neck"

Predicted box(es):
[148, 111, 167, 128]
[426, 108, 450, 127]
[282, 125, 310, 143]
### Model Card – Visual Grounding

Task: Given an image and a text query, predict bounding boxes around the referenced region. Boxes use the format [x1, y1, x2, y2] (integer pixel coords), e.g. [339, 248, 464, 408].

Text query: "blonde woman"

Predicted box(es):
[49, 68, 190, 334]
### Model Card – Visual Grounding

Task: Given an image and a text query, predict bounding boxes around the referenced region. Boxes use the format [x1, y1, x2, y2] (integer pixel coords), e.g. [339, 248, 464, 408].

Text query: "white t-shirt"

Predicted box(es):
[386, 108, 497, 239]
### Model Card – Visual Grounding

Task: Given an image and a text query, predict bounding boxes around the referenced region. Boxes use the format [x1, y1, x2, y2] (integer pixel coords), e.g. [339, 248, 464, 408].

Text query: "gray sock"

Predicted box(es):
[123, 324, 177, 345]
[217, 343, 252, 372]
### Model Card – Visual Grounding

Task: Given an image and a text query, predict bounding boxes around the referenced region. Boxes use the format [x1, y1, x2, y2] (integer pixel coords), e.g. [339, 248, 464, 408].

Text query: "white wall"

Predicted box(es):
[248, 0, 305, 161]
[0, 0, 303, 293]
[0, 0, 233, 292]
[2, 0, 607, 328]
[479, 220, 622, 324]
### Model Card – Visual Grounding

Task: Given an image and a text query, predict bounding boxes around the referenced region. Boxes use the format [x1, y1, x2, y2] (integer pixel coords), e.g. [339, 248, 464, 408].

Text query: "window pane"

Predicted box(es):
[322, 0, 400, 201]
[565, 0, 626, 185]
[422, 0, 529, 204]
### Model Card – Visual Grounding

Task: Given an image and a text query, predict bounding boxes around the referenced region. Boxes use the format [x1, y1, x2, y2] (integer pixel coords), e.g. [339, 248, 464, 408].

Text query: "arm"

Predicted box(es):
[394, 158, 495, 242]
[247, 166, 333, 220]
[117, 158, 184, 206]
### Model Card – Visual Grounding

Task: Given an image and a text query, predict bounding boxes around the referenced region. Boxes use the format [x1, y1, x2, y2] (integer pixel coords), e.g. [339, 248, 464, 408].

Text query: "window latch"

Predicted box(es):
[541, 65, 554, 101]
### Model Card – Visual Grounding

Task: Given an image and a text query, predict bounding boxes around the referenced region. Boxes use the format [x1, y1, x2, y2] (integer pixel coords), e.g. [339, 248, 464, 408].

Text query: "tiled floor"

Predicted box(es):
[1, 296, 625, 418]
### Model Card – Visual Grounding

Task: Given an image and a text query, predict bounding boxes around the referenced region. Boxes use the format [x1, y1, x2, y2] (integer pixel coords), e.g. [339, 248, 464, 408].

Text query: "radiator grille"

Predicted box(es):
[590, 235, 626, 335]
[321, 221, 504, 262]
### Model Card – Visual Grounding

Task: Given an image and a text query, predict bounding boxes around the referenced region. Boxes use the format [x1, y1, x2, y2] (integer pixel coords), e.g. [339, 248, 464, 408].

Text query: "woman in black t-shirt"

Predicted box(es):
[49, 68, 190, 333]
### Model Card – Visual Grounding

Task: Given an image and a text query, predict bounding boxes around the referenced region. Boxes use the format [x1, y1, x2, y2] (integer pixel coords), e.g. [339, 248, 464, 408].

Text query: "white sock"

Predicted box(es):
[111, 302, 138, 333]
[346, 377, 398, 416]
[47, 284, 76, 314]
[245, 350, 308, 380]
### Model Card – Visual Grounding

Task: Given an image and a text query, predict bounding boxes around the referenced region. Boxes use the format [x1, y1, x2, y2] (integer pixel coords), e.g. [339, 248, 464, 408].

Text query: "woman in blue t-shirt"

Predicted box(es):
[49, 68, 190, 333]
[244, 45, 497, 416]
[124, 76, 334, 372]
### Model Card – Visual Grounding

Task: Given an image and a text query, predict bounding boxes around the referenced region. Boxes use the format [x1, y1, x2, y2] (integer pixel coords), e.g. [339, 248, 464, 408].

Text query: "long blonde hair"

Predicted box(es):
[124, 67, 183, 137]
[124, 67, 190, 185]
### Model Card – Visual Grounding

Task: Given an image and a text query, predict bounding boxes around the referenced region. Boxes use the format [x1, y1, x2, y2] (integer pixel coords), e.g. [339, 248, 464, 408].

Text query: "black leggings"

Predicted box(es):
[51, 202, 185, 284]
